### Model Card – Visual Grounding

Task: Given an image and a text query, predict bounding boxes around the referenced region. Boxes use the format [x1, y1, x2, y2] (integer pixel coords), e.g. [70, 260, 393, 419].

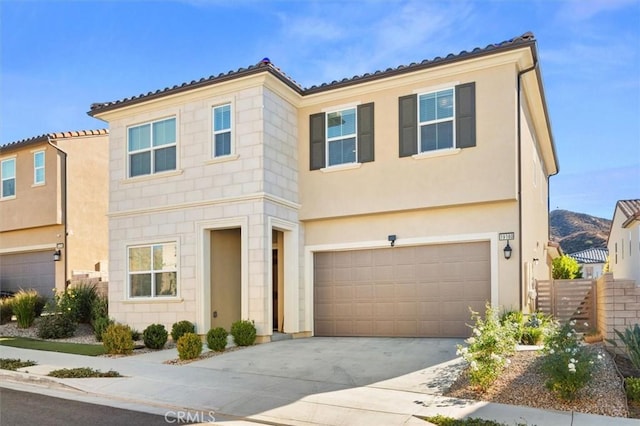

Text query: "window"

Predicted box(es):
[128, 117, 176, 177]
[128, 243, 177, 298]
[34, 151, 45, 185]
[399, 82, 475, 157]
[1, 158, 16, 198]
[212, 104, 232, 157]
[309, 103, 374, 170]
[327, 108, 356, 166]
[418, 88, 454, 152]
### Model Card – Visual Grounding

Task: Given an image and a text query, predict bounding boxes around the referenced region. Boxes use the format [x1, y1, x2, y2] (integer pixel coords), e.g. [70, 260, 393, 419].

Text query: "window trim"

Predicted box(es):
[33, 150, 45, 185]
[126, 116, 178, 179]
[417, 87, 456, 153]
[212, 102, 234, 159]
[325, 107, 358, 168]
[127, 241, 179, 300]
[1, 157, 16, 199]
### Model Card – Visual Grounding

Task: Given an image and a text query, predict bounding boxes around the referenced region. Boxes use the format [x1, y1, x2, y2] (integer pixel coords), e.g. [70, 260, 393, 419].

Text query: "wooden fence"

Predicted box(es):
[536, 279, 597, 332]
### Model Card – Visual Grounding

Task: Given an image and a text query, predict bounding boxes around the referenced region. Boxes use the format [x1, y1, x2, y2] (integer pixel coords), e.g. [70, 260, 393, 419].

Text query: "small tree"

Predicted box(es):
[552, 255, 583, 279]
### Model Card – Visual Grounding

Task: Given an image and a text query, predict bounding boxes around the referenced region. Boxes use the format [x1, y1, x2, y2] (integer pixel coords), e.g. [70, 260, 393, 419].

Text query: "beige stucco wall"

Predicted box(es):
[0, 143, 60, 232]
[608, 207, 640, 284]
[298, 62, 519, 220]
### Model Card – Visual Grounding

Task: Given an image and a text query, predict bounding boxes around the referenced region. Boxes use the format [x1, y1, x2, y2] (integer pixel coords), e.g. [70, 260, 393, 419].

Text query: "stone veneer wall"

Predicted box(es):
[597, 272, 639, 354]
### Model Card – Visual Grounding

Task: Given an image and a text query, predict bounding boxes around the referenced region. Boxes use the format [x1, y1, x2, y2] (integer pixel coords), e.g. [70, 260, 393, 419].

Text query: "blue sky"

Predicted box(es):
[1, 0, 638, 219]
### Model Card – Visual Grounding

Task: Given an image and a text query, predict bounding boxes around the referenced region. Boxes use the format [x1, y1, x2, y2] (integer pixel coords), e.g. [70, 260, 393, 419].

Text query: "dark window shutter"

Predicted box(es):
[398, 94, 418, 157]
[357, 103, 374, 163]
[309, 112, 326, 170]
[455, 82, 476, 148]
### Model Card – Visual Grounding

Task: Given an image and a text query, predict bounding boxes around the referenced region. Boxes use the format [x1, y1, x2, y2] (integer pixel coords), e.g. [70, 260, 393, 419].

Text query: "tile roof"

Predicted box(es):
[617, 199, 640, 228]
[567, 248, 608, 264]
[0, 129, 109, 153]
[88, 32, 537, 116]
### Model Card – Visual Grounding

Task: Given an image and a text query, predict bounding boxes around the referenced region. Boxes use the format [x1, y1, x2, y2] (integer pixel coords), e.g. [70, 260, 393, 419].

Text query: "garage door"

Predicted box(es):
[314, 241, 490, 338]
[0, 251, 55, 297]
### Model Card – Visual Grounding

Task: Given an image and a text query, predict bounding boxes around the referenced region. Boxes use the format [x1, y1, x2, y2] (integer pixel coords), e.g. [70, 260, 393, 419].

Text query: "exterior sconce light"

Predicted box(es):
[53, 250, 62, 262]
[503, 241, 512, 260]
[533, 258, 539, 265]
[388, 235, 397, 247]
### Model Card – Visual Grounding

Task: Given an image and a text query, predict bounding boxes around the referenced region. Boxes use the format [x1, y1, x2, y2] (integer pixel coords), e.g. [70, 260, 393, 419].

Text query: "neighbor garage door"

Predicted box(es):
[0, 251, 55, 296]
[314, 241, 490, 338]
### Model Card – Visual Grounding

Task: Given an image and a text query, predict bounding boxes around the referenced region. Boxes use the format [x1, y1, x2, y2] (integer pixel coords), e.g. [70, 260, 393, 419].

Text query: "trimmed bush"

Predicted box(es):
[171, 320, 195, 342]
[93, 317, 114, 342]
[206, 327, 228, 352]
[37, 313, 77, 339]
[130, 329, 141, 341]
[230, 320, 257, 346]
[143, 324, 168, 349]
[0, 298, 13, 325]
[177, 332, 202, 360]
[626, 377, 640, 402]
[12, 289, 39, 328]
[102, 323, 135, 355]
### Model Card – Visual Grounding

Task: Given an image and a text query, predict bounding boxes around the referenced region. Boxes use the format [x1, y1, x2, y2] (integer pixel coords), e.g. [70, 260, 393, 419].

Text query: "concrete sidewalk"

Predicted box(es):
[1, 339, 638, 426]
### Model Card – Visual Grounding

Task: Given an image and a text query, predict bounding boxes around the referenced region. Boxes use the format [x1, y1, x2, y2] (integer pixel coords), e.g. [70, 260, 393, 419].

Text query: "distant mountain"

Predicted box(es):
[549, 210, 612, 254]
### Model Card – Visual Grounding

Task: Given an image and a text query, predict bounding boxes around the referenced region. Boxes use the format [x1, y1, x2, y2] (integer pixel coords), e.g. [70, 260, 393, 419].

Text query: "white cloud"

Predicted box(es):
[556, 0, 638, 22]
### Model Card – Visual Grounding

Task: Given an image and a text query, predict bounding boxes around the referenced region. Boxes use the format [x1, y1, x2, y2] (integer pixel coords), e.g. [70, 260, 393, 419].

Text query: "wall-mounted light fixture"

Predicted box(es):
[503, 241, 512, 260]
[53, 250, 62, 262]
[388, 235, 397, 247]
[533, 258, 539, 265]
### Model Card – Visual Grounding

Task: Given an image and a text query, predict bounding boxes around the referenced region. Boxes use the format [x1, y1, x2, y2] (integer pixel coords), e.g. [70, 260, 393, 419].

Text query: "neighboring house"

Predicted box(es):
[0, 130, 109, 297]
[567, 247, 608, 279]
[88, 32, 558, 339]
[608, 200, 640, 284]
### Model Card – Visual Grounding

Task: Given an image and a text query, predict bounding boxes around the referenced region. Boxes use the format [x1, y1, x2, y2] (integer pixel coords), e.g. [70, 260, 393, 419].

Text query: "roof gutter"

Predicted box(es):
[46, 137, 69, 289]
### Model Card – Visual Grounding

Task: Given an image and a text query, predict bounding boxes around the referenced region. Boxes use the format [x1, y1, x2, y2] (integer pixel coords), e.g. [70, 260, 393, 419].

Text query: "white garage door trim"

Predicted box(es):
[304, 232, 499, 335]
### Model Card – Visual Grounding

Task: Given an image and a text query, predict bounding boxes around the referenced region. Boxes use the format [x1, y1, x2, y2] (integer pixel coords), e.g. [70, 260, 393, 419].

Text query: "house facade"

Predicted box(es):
[0, 130, 109, 297]
[89, 32, 558, 339]
[608, 200, 640, 285]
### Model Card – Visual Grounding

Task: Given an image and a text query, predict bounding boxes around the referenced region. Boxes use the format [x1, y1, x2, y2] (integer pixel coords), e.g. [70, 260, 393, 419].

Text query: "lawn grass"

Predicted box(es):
[0, 337, 106, 356]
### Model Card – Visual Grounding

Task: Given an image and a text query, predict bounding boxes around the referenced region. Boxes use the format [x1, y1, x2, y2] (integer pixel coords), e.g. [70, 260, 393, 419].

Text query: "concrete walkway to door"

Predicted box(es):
[2, 337, 636, 425]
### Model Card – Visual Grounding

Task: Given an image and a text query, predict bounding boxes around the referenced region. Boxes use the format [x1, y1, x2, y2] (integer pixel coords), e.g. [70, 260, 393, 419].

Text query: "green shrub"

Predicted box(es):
[552, 255, 583, 279]
[626, 377, 640, 402]
[130, 329, 141, 341]
[500, 310, 524, 343]
[37, 313, 77, 339]
[143, 324, 168, 349]
[0, 298, 13, 325]
[93, 317, 114, 342]
[0, 358, 37, 371]
[90, 295, 108, 323]
[456, 304, 518, 391]
[541, 320, 600, 400]
[69, 283, 98, 324]
[520, 312, 552, 345]
[177, 332, 202, 360]
[34, 294, 47, 318]
[230, 320, 257, 346]
[102, 323, 134, 355]
[607, 324, 640, 371]
[206, 327, 228, 352]
[171, 320, 195, 342]
[521, 326, 544, 345]
[12, 289, 40, 328]
[48, 367, 121, 378]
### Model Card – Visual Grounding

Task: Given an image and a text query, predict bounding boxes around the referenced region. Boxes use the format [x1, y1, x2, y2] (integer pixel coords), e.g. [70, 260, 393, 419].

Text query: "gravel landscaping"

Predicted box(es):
[445, 344, 630, 418]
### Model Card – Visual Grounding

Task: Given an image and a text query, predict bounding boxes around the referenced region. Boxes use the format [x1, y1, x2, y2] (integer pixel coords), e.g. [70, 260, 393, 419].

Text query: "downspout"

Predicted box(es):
[517, 62, 538, 310]
[47, 137, 69, 289]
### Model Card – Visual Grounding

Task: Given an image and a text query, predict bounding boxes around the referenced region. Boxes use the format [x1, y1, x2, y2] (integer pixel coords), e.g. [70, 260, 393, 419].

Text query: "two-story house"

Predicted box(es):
[608, 200, 640, 284]
[0, 130, 109, 296]
[88, 32, 558, 339]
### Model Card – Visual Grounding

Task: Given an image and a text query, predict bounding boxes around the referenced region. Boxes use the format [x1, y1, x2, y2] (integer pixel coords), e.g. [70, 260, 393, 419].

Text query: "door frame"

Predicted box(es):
[267, 217, 299, 334]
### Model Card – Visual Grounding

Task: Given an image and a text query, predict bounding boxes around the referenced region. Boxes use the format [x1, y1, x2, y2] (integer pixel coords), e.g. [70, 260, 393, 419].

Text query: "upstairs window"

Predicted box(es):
[128, 243, 177, 298]
[309, 103, 374, 170]
[399, 82, 475, 157]
[327, 108, 356, 166]
[128, 117, 176, 177]
[212, 104, 232, 157]
[1, 158, 16, 198]
[418, 88, 454, 152]
[34, 151, 45, 185]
